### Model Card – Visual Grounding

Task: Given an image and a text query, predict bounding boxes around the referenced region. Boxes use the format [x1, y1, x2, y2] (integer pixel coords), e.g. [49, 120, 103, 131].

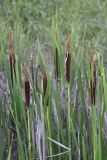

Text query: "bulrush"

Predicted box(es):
[23, 64, 30, 108]
[9, 27, 16, 86]
[42, 65, 47, 98]
[90, 48, 96, 105]
[65, 32, 71, 83]
[54, 29, 60, 80]
[54, 47, 59, 79]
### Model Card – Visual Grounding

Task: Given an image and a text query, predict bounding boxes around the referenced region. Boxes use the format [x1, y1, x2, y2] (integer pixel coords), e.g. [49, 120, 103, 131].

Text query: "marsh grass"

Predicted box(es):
[1, 25, 107, 160]
[1, 0, 107, 160]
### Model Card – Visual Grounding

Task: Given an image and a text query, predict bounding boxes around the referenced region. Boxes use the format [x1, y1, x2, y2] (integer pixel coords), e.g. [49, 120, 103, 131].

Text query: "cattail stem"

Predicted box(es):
[27, 109, 32, 159]
[30, 54, 34, 85]
[67, 83, 72, 160]
[47, 108, 53, 160]
[56, 82, 61, 160]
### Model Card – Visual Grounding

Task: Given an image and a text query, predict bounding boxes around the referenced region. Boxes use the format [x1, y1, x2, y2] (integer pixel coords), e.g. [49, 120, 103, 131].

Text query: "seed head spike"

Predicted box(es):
[90, 48, 96, 105]
[65, 32, 71, 83]
[23, 64, 30, 107]
[42, 65, 47, 97]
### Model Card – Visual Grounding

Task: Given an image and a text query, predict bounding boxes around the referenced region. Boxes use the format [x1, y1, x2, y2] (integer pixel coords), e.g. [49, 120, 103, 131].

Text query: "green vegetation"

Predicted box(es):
[0, 0, 107, 159]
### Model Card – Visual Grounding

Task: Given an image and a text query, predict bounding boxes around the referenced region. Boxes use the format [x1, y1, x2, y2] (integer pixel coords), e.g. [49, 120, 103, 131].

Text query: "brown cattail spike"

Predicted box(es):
[9, 27, 16, 86]
[65, 52, 71, 83]
[23, 64, 30, 107]
[54, 28, 60, 80]
[54, 47, 60, 79]
[90, 48, 96, 105]
[42, 65, 47, 97]
[65, 32, 71, 83]
[9, 53, 16, 85]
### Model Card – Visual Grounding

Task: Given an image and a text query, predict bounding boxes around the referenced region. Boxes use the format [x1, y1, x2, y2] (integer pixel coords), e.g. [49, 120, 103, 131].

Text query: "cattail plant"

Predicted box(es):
[9, 27, 16, 86]
[65, 32, 72, 160]
[65, 32, 71, 83]
[90, 48, 96, 105]
[23, 64, 30, 108]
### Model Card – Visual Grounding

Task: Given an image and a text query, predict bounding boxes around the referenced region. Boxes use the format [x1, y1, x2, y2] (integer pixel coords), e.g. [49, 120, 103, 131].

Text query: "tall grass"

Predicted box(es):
[0, 1, 107, 159]
[0, 23, 107, 160]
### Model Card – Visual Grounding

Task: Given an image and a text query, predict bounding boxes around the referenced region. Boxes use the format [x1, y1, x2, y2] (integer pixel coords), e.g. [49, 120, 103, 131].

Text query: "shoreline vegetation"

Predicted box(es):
[0, 0, 107, 159]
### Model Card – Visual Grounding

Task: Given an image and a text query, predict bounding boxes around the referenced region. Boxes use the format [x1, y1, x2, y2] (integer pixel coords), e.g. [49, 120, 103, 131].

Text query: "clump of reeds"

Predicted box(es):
[90, 48, 96, 105]
[9, 27, 16, 86]
[23, 64, 30, 108]
[65, 32, 71, 83]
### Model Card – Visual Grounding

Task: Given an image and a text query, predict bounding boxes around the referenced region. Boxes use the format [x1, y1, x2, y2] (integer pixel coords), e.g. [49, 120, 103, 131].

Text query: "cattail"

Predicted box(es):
[42, 65, 49, 106]
[23, 64, 30, 107]
[65, 52, 71, 82]
[90, 48, 96, 105]
[42, 65, 47, 97]
[65, 32, 71, 83]
[9, 27, 16, 86]
[54, 29, 60, 80]
[54, 47, 59, 79]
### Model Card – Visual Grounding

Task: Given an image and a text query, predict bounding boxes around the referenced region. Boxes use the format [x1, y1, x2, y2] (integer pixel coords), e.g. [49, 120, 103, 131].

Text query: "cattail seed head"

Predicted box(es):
[42, 65, 47, 97]
[65, 52, 71, 83]
[23, 64, 30, 107]
[9, 53, 16, 85]
[54, 47, 60, 80]
[54, 29, 60, 80]
[8, 27, 16, 86]
[65, 32, 71, 83]
[90, 48, 96, 105]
